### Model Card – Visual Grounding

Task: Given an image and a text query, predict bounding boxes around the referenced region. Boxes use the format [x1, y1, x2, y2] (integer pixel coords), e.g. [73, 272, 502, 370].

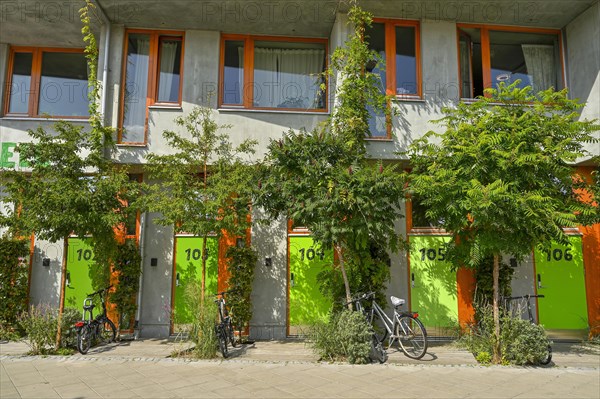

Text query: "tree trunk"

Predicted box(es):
[200, 234, 207, 307]
[492, 253, 501, 364]
[335, 243, 352, 310]
[55, 237, 69, 350]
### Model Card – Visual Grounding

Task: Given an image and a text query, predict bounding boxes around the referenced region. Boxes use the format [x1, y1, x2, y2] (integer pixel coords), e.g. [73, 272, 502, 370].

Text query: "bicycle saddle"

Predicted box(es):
[390, 296, 405, 308]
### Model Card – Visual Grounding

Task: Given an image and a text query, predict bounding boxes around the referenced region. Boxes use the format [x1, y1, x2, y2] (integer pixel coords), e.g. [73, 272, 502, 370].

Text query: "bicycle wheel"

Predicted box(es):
[217, 325, 228, 358]
[77, 325, 92, 355]
[540, 344, 552, 365]
[98, 318, 117, 344]
[370, 334, 388, 364]
[396, 315, 428, 360]
[227, 320, 237, 348]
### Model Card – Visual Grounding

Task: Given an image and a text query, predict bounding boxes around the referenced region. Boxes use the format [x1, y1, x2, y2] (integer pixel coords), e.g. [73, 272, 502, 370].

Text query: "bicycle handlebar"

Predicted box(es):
[214, 290, 236, 297]
[505, 294, 545, 301]
[345, 291, 375, 305]
[86, 286, 112, 298]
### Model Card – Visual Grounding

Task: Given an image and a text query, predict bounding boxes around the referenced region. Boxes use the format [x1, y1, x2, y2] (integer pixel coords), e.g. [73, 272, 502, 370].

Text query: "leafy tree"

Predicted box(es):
[406, 81, 600, 363]
[0, 1, 138, 348]
[138, 106, 257, 304]
[257, 2, 405, 307]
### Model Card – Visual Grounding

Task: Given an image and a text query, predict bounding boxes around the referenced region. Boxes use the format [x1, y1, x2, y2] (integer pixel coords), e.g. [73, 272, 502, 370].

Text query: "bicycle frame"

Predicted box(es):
[358, 298, 408, 347]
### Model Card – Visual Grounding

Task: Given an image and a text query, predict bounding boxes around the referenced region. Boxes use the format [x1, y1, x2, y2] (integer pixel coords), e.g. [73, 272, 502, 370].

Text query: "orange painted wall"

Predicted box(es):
[457, 267, 476, 327]
[576, 166, 600, 336]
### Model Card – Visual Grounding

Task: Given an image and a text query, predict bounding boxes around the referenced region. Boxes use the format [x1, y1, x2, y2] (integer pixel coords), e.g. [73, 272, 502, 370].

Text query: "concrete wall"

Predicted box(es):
[138, 210, 175, 338]
[566, 2, 600, 158]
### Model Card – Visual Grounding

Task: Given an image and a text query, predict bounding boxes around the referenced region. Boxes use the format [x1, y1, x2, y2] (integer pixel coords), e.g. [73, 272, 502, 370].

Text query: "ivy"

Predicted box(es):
[225, 246, 258, 336]
[0, 237, 29, 338]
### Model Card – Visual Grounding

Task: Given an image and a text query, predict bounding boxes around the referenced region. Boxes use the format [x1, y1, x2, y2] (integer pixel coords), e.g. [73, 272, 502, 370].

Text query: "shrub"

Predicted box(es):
[310, 309, 372, 364]
[19, 305, 56, 355]
[225, 245, 257, 338]
[459, 305, 552, 365]
[60, 307, 82, 349]
[182, 279, 218, 359]
[0, 237, 30, 338]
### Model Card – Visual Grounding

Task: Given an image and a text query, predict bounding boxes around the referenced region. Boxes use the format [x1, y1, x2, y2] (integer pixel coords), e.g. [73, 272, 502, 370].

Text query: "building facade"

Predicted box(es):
[1, 0, 599, 340]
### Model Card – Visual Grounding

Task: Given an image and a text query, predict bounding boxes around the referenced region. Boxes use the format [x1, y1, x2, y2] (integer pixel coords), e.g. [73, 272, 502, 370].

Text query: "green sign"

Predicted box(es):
[288, 236, 333, 335]
[1, 142, 28, 168]
[173, 236, 218, 325]
[409, 235, 458, 332]
[534, 236, 588, 331]
[64, 238, 96, 312]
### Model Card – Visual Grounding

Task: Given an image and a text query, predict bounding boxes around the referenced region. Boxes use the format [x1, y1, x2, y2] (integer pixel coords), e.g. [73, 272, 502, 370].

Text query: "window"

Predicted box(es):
[365, 19, 421, 138]
[458, 25, 563, 99]
[120, 30, 184, 144]
[220, 35, 327, 111]
[4, 47, 89, 117]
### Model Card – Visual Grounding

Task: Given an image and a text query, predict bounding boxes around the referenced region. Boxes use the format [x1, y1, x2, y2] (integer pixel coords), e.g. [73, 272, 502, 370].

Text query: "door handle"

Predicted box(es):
[291, 273, 295, 287]
[411, 273, 415, 288]
[176, 273, 180, 287]
[66, 272, 71, 287]
[537, 274, 542, 289]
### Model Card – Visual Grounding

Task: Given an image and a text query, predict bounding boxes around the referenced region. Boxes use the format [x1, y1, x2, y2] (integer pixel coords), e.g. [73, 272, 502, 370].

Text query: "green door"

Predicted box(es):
[409, 235, 458, 335]
[173, 236, 218, 327]
[288, 236, 333, 335]
[534, 236, 588, 333]
[64, 238, 96, 311]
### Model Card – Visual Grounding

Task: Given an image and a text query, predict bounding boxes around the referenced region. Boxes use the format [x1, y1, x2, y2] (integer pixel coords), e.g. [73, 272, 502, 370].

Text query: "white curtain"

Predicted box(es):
[253, 48, 279, 107]
[459, 39, 472, 98]
[253, 47, 324, 109]
[521, 44, 556, 92]
[123, 37, 150, 143]
[157, 41, 178, 102]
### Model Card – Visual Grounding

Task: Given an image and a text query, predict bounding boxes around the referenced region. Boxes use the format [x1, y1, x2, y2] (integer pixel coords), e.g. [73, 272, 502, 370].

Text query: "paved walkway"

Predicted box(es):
[1, 339, 599, 398]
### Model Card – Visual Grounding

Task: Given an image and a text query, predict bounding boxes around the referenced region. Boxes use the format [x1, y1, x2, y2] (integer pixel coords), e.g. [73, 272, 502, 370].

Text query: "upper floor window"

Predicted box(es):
[220, 35, 327, 111]
[458, 25, 563, 99]
[119, 30, 184, 144]
[4, 47, 89, 118]
[365, 19, 421, 138]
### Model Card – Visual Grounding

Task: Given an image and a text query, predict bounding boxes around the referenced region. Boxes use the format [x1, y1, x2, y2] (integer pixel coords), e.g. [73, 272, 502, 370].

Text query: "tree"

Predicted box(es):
[256, 2, 405, 307]
[0, 1, 138, 348]
[138, 106, 257, 304]
[406, 81, 600, 363]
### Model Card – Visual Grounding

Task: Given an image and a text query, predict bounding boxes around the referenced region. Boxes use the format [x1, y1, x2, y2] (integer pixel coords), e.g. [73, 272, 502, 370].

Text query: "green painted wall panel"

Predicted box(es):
[534, 236, 588, 330]
[409, 235, 458, 330]
[289, 236, 333, 330]
[173, 236, 218, 324]
[64, 238, 95, 312]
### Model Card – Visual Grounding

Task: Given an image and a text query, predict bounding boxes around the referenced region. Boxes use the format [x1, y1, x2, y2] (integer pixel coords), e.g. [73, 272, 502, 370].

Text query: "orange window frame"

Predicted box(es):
[118, 30, 185, 145]
[218, 34, 329, 112]
[371, 18, 422, 100]
[3, 47, 88, 118]
[456, 24, 565, 99]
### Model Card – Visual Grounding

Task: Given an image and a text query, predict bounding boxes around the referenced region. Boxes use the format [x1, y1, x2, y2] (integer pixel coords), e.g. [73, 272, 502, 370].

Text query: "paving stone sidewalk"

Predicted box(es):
[1, 339, 599, 398]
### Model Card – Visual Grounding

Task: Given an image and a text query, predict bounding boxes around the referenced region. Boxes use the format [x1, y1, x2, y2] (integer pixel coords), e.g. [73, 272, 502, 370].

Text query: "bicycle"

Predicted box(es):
[349, 292, 428, 362]
[214, 291, 237, 358]
[504, 294, 552, 365]
[74, 286, 117, 354]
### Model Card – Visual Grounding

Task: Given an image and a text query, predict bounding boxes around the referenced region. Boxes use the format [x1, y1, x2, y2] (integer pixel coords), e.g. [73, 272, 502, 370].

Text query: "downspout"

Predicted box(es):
[135, 212, 147, 339]
[91, 0, 111, 119]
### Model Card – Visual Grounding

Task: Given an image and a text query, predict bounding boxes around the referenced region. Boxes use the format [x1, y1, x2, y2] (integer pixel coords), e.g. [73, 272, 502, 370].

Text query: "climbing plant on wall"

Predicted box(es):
[0, 237, 30, 338]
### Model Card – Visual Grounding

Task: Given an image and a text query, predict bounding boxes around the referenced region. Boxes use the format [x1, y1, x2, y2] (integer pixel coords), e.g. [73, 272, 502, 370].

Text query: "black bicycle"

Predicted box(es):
[74, 286, 117, 354]
[504, 294, 552, 365]
[215, 291, 237, 358]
